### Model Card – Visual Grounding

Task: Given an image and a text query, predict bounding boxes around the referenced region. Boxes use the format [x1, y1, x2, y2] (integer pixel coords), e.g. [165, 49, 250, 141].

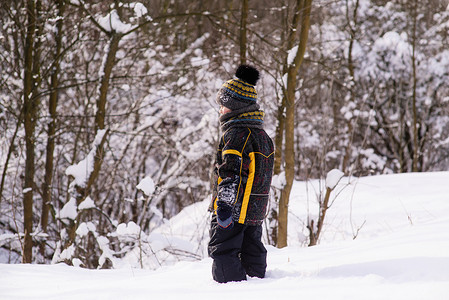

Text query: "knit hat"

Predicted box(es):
[216, 65, 260, 110]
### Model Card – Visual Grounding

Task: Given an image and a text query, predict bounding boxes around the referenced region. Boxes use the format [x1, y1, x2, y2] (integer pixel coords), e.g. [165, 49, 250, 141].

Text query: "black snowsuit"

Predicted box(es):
[208, 106, 274, 283]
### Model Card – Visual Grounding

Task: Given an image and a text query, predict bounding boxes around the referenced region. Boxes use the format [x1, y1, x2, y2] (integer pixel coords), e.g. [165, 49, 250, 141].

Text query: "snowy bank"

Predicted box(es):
[1, 171, 449, 300]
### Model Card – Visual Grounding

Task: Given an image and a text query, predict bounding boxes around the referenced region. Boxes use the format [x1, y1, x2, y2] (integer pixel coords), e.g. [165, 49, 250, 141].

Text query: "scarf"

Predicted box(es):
[219, 104, 265, 132]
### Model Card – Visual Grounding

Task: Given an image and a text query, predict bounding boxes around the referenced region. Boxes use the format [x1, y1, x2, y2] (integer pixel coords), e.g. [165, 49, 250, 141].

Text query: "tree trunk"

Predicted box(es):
[0, 114, 22, 206]
[410, 0, 419, 172]
[308, 187, 331, 246]
[64, 130, 109, 251]
[273, 7, 289, 176]
[40, 0, 64, 259]
[269, 95, 286, 246]
[278, 88, 294, 248]
[239, 0, 249, 65]
[22, 0, 39, 263]
[277, 0, 312, 248]
[62, 32, 120, 255]
[342, 0, 359, 173]
[95, 33, 122, 131]
[273, 96, 285, 175]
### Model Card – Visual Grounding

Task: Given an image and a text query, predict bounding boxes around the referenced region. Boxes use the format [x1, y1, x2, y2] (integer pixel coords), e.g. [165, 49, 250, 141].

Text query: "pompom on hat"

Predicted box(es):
[216, 64, 260, 110]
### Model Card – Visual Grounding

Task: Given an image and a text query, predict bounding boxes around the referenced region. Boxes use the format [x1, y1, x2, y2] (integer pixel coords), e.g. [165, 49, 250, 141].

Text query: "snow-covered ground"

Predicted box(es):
[1, 171, 449, 300]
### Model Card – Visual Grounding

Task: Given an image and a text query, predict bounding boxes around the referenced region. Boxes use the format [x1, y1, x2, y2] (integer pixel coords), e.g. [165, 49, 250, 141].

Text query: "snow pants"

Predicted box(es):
[208, 215, 267, 283]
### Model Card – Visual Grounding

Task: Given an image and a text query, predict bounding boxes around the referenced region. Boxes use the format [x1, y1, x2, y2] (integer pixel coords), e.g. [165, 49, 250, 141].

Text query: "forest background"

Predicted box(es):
[1, 0, 449, 268]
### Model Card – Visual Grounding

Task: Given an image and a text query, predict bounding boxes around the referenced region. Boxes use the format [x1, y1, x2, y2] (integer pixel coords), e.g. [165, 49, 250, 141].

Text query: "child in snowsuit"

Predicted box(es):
[208, 65, 275, 283]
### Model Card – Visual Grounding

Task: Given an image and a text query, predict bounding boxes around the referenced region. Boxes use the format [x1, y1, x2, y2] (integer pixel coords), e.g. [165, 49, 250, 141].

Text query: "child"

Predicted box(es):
[208, 65, 275, 283]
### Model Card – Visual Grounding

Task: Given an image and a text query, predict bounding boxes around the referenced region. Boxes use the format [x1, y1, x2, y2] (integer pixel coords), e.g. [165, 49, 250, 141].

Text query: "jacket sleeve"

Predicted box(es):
[216, 129, 249, 207]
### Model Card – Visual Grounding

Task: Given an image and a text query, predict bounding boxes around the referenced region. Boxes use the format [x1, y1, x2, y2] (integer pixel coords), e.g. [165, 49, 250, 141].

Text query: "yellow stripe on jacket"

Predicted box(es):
[222, 149, 242, 157]
[213, 177, 223, 212]
[238, 152, 255, 224]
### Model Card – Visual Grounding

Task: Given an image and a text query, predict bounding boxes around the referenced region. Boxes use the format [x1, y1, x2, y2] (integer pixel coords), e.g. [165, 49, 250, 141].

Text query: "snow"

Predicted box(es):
[65, 130, 107, 188]
[287, 45, 298, 66]
[271, 171, 286, 189]
[96, 9, 134, 33]
[22, 187, 32, 194]
[58, 196, 95, 221]
[78, 196, 95, 210]
[59, 245, 75, 261]
[362, 30, 413, 80]
[116, 222, 141, 237]
[131, 3, 147, 18]
[325, 168, 344, 189]
[58, 197, 77, 220]
[76, 222, 96, 237]
[136, 176, 155, 196]
[1, 171, 449, 299]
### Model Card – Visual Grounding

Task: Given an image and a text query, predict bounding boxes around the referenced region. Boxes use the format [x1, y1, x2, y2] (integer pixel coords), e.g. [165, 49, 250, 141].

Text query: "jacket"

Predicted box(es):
[210, 124, 275, 226]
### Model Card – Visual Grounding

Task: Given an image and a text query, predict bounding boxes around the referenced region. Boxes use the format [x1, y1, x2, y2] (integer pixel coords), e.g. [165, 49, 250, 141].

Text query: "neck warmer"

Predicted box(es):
[219, 104, 265, 132]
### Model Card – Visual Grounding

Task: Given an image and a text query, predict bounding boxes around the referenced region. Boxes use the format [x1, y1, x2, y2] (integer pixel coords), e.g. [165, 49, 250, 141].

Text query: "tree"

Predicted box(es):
[307, 169, 344, 246]
[40, 0, 65, 260]
[239, 0, 249, 65]
[1, 0, 449, 267]
[56, 1, 145, 265]
[409, 0, 419, 172]
[22, 0, 42, 263]
[276, 0, 313, 248]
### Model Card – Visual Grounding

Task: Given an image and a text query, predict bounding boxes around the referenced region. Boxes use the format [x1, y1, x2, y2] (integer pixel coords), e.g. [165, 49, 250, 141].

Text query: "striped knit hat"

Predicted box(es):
[216, 65, 260, 110]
